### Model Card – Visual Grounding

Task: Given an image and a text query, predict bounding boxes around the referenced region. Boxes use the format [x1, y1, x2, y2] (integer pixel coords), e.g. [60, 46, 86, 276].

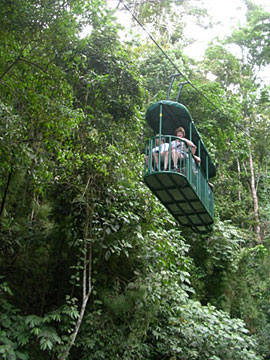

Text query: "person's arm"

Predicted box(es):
[180, 137, 195, 148]
[208, 182, 214, 189]
[194, 155, 201, 164]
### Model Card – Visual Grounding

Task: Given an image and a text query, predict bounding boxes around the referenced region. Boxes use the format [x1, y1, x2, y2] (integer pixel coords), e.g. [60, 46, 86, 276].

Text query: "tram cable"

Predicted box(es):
[119, 0, 252, 138]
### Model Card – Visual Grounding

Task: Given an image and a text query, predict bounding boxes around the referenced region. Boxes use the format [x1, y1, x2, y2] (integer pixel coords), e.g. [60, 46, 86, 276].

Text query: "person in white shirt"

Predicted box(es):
[152, 135, 169, 171]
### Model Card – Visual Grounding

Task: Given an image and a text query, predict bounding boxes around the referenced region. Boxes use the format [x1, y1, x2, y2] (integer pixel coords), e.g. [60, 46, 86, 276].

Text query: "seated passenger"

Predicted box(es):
[191, 144, 201, 167]
[144, 135, 169, 171]
[152, 135, 169, 171]
[171, 126, 195, 170]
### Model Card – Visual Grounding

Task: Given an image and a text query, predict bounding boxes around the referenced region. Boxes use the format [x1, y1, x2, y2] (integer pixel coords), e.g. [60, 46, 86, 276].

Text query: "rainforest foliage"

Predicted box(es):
[1, 0, 270, 359]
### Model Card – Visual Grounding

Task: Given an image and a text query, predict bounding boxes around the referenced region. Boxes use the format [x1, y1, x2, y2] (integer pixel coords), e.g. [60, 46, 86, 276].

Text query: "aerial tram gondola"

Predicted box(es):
[143, 75, 216, 233]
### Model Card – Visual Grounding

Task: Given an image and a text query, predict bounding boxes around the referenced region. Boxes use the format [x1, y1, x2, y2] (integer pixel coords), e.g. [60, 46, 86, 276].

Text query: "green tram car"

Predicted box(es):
[144, 100, 216, 233]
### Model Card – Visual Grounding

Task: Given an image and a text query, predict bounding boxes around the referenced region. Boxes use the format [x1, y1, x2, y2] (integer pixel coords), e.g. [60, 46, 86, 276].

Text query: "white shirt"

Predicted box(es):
[171, 139, 186, 151]
[152, 143, 169, 153]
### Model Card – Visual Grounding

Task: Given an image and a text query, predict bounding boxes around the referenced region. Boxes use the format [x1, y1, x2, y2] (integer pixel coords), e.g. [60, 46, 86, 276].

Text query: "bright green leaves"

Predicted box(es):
[0, 277, 81, 358]
[0, 280, 29, 359]
[204, 45, 244, 87]
[171, 300, 262, 360]
[0, 103, 30, 173]
[230, 3, 270, 67]
[25, 314, 62, 351]
[126, 228, 262, 360]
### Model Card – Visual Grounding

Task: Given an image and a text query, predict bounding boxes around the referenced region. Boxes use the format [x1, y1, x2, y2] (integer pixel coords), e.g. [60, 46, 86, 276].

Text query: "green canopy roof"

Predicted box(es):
[146, 100, 216, 178]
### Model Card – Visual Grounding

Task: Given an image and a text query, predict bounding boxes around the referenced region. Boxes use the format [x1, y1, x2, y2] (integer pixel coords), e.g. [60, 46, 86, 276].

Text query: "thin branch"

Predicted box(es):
[19, 58, 47, 73]
[82, 176, 91, 198]
[236, 158, 241, 202]
[0, 56, 22, 82]
[0, 171, 12, 219]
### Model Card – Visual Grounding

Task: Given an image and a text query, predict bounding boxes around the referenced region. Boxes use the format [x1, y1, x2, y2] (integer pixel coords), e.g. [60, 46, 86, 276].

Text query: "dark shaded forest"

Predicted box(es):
[1, 0, 270, 359]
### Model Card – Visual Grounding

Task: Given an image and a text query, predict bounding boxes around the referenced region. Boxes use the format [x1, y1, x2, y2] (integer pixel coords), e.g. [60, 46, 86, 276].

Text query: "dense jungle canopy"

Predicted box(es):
[1, 0, 270, 359]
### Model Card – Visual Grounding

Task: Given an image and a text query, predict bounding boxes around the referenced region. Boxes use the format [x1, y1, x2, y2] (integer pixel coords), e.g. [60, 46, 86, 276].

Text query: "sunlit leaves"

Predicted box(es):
[229, 2, 270, 67]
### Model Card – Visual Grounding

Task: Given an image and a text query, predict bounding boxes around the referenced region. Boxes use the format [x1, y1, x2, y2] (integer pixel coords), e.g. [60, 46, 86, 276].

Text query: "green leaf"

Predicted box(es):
[25, 315, 42, 328]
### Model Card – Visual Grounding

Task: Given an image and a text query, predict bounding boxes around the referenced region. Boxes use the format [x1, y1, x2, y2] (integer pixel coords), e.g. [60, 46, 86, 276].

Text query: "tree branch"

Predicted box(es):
[59, 176, 93, 360]
[0, 56, 22, 82]
[19, 57, 47, 73]
[0, 170, 12, 219]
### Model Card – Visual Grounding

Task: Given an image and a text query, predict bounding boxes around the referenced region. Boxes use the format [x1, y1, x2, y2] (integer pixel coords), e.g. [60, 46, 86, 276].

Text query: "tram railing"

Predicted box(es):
[144, 135, 214, 218]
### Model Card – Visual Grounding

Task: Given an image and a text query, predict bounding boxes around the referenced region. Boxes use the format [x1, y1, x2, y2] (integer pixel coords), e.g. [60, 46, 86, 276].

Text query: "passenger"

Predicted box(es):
[144, 135, 169, 171]
[171, 127, 195, 170]
[191, 144, 201, 166]
[208, 182, 214, 190]
[208, 182, 214, 210]
[152, 135, 169, 171]
[191, 144, 200, 188]
[144, 135, 158, 170]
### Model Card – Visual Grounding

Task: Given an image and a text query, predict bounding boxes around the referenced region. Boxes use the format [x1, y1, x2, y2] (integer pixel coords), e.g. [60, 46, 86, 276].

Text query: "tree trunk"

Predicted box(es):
[0, 171, 12, 219]
[248, 144, 261, 243]
[59, 177, 93, 360]
[236, 158, 241, 202]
